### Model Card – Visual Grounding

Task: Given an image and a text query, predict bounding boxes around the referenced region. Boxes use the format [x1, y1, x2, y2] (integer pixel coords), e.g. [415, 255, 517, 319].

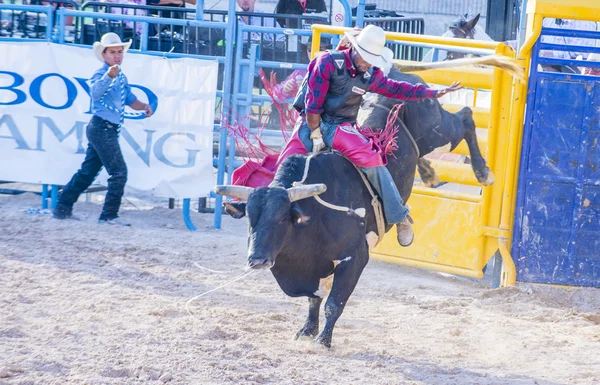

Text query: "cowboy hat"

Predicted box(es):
[344, 25, 389, 69]
[92, 32, 132, 62]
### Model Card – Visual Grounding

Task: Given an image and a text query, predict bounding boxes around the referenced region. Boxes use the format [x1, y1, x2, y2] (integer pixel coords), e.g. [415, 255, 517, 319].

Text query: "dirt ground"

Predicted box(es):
[1, 192, 599, 385]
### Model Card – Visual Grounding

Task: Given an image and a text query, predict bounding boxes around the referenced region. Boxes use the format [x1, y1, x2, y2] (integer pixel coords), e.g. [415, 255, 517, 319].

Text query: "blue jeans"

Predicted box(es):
[56, 116, 128, 220]
[296, 118, 409, 225]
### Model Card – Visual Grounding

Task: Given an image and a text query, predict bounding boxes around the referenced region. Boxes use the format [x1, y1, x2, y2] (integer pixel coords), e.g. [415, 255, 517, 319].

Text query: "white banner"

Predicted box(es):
[0, 42, 217, 198]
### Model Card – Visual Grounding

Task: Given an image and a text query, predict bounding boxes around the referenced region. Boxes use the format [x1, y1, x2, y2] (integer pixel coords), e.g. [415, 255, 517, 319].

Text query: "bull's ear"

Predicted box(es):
[291, 205, 311, 227]
[224, 202, 246, 219]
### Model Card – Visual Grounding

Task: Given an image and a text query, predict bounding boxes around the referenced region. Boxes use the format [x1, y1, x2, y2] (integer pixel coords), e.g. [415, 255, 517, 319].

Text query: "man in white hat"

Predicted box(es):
[53, 32, 153, 226]
[283, 25, 463, 246]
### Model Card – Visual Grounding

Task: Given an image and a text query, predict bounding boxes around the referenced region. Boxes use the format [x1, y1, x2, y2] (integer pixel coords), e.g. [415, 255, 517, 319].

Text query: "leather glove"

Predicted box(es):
[310, 126, 325, 153]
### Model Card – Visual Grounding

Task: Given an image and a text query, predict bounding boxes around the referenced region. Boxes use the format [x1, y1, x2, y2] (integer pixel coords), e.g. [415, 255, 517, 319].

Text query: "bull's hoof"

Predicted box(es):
[424, 178, 447, 189]
[477, 168, 495, 186]
[294, 326, 318, 341]
[313, 335, 332, 349]
[295, 334, 315, 342]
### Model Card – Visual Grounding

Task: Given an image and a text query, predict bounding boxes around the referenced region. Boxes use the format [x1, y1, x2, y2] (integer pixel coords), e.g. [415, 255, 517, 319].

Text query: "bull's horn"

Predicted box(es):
[214, 185, 255, 201]
[287, 183, 327, 202]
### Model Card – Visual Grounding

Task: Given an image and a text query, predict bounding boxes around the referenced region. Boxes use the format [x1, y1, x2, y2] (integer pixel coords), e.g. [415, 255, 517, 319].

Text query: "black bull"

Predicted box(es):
[215, 67, 494, 348]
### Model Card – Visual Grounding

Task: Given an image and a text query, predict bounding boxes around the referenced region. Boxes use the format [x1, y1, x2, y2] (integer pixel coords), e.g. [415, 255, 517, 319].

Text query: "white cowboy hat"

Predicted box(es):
[92, 32, 132, 62]
[344, 25, 389, 69]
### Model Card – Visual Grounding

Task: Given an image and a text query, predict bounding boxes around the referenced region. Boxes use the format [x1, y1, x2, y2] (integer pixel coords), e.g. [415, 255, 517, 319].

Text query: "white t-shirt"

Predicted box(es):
[238, 6, 285, 42]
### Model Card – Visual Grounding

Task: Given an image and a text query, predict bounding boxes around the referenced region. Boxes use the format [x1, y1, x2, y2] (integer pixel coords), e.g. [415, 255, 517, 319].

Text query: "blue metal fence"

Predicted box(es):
[2, 1, 431, 231]
[513, 26, 600, 287]
[0, 3, 54, 40]
[0, 1, 236, 230]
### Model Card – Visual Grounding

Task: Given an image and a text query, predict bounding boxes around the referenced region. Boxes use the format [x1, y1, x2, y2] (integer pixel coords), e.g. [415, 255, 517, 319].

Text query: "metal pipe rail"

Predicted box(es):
[310, 24, 502, 54]
[309, 23, 519, 286]
[55, 8, 227, 44]
[0, 3, 54, 39]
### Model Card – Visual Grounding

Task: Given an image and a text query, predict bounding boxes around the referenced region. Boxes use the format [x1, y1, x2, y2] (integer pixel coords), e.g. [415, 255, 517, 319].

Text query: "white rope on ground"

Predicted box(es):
[193, 262, 227, 274]
[185, 269, 257, 318]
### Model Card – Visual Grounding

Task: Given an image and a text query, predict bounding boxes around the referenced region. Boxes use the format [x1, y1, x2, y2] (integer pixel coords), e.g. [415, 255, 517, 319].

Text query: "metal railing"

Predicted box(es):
[2, 1, 432, 231]
[363, 16, 425, 60]
[0, 3, 55, 39]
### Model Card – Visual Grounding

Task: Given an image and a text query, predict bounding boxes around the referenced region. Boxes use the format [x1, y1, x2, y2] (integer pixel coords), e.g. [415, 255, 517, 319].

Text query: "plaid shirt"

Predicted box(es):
[305, 49, 438, 115]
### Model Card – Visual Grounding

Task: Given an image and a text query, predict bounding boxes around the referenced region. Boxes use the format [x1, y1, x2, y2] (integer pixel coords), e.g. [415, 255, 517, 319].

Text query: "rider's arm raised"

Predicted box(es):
[367, 68, 438, 101]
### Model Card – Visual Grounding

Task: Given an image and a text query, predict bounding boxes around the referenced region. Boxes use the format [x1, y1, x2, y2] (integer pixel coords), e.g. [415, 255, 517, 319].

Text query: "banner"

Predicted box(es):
[0, 42, 218, 198]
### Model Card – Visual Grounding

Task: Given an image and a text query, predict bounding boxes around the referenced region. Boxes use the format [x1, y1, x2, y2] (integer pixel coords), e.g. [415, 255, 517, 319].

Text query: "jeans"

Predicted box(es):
[294, 118, 409, 225]
[56, 116, 128, 220]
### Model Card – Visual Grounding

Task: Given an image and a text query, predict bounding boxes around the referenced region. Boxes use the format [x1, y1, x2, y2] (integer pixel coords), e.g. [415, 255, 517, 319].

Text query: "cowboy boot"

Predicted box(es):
[396, 215, 414, 247]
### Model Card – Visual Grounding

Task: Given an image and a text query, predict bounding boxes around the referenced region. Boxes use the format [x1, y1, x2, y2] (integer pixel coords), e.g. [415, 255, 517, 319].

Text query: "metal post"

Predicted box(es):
[195, 0, 204, 21]
[182, 198, 197, 230]
[140, 22, 149, 52]
[355, 0, 366, 28]
[45, 5, 53, 41]
[41, 184, 49, 209]
[57, 7, 65, 43]
[213, 0, 237, 230]
[518, 0, 529, 51]
[198, 197, 207, 213]
[50, 185, 58, 209]
[338, 0, 352, 28]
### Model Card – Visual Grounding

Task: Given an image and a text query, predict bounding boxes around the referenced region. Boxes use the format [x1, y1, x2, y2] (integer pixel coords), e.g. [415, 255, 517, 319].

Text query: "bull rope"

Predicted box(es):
[292, 153, 386, 246]
[361, 102, 420, 158]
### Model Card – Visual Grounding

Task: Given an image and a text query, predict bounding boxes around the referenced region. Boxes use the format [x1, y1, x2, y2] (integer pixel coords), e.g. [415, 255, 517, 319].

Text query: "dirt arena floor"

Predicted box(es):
[1, 192, 599, 385]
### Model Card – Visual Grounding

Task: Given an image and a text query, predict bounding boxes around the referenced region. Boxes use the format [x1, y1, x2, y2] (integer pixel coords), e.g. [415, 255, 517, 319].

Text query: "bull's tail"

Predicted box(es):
[393, 55, 524, 81]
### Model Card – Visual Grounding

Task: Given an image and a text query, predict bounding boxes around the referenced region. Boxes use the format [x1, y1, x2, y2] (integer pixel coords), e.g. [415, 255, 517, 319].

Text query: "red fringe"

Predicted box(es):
[218, 69, 301, 164]
[357, 103, 403, 159]
[218, 112, 279, 163]
[258, 68, 299, 142]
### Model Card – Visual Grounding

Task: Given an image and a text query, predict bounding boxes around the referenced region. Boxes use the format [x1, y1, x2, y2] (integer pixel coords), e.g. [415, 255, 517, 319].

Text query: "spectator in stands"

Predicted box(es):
[147, 0, 194, 37]
[147, 0, 185, 15]
[107, 0, 147, 36]
[236, 0, 283, 41]
[30, 0, 76, 41]
[274, 0, 326, 28]
[53, 33, 153, 226]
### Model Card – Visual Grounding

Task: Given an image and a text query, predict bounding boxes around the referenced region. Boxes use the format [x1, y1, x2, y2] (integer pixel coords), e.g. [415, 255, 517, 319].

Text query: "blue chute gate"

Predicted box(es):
[513, 23, 600, 286]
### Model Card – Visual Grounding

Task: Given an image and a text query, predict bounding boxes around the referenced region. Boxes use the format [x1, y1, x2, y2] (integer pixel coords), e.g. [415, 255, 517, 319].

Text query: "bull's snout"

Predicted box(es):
[247, 255, 273, 270]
